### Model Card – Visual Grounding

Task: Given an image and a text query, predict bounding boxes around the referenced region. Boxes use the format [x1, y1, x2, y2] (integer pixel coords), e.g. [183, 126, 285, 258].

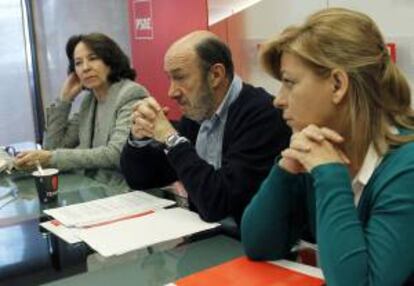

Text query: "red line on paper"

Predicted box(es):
[51, 219, 61, 226]
[82, 210, 155, 229]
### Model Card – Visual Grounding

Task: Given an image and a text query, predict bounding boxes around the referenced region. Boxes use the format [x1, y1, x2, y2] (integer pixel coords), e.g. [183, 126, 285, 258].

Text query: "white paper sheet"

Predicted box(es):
[40, 220, 82, 244]
[78, 208, 219, 257]
[44, 191, 175, 227]
[270, 259, 324, 279]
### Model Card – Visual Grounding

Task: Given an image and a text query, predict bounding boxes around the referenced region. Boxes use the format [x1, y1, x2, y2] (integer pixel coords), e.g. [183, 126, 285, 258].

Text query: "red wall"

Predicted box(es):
[128, 0, 208, 119]
[210, 17, 246, 83]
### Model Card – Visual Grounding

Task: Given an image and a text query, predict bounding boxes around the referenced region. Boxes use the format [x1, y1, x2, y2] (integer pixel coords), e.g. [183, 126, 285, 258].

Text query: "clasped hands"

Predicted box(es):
[131, 97, 176, 143]
[280, 125, 350, 174]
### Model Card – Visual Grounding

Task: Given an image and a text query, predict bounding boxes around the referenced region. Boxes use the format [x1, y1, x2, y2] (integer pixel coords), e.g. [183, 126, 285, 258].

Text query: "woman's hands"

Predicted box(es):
[60, 73, 82, 102]
[279, 125, 350, 174]
[14, 150, 52, 170]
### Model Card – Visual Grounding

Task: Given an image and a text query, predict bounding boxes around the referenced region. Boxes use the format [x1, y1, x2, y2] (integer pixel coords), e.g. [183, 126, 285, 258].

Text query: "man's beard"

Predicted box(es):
[186, 81, 215, 122]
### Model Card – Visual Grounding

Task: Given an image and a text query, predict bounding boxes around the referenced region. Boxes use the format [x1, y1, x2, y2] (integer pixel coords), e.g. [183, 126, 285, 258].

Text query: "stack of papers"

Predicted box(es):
[40, 191, 219, 257]
[78, 208, 219, 257]
[44, 191, 174, 227]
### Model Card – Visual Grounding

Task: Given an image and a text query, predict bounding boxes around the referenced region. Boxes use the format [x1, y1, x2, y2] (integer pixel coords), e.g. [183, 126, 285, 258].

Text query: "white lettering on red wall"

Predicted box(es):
[133, 0, 154, 40]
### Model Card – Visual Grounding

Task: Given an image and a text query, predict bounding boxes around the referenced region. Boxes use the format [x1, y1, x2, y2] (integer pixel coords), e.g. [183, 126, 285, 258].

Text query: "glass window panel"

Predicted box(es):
[0, 0, 36, 146]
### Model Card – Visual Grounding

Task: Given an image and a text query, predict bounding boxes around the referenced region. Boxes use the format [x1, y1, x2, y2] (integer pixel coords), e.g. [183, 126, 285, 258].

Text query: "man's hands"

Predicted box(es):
[60, 73, 82, 103]
[131, 97, 177, 143]
[279, 125, 350, 174]
[14, 150, 52, 170]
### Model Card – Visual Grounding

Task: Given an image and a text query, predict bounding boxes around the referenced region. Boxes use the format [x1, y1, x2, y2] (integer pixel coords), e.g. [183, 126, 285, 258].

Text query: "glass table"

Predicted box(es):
[1, 171, 236, 284]
[0, 171, 239, 285]
[42, 235, 244, 286]
[0, 171, 125, 281]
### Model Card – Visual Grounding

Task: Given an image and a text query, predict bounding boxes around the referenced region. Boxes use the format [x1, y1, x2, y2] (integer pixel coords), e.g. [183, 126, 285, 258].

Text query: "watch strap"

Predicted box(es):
[164, 133, 189, 151]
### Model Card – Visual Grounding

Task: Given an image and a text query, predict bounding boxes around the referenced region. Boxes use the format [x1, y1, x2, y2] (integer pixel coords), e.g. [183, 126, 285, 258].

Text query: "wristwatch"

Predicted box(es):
[164, 133, 189, 151]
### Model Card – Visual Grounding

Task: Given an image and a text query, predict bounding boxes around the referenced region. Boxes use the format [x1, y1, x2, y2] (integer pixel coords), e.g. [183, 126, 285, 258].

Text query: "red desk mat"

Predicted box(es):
[175, 256, 325, 286]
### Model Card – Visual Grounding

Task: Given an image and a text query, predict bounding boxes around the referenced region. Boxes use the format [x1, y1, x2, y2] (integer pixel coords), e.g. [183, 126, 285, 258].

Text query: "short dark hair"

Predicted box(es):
[194, 37, 234, 81]
[66, 33, 136, 82]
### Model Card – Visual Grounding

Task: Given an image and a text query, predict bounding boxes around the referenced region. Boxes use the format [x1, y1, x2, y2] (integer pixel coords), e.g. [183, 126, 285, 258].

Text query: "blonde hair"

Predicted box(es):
[261, 7, 414, 165]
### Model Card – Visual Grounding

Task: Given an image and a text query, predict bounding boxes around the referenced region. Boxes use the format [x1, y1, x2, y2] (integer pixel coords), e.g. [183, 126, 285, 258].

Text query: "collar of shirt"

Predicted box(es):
[352, 126, 399, 206]
[195, 75, 242, 169]
[352, 144, 382, 206]
[212, 75, 243, 122]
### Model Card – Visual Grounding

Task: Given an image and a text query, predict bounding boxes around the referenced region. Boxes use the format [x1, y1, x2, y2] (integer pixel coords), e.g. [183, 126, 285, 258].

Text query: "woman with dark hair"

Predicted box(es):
[16, 33, 148, 187]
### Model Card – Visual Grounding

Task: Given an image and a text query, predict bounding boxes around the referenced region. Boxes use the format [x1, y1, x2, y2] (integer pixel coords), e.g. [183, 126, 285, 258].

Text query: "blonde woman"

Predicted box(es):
[241, 8, 414, 285]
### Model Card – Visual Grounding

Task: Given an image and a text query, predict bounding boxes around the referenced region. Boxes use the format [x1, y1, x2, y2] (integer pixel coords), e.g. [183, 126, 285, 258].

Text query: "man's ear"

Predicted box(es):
[208, 63, 226, 88]
[330, 69, 349, 104]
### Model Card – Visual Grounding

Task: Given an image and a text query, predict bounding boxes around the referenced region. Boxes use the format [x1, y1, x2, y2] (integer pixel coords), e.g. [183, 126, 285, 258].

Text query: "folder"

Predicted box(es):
[168, 256, 324, 286]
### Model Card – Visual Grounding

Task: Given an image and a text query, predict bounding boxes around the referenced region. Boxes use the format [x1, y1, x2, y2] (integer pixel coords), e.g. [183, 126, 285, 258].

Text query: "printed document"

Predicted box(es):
[44, 191, 175, 227]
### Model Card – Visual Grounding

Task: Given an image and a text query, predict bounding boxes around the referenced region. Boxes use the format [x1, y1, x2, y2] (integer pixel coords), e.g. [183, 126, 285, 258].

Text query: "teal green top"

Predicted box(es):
[241, 142, 414, 285]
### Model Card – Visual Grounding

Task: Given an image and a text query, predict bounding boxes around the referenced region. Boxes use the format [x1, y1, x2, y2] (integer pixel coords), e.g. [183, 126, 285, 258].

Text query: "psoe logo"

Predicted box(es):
[133, 0, 154, 39]
[136, 17, 152, 30]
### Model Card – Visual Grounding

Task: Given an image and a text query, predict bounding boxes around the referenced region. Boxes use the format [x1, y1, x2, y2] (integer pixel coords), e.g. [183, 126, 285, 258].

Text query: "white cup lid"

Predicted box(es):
[32, 168, 59, 177]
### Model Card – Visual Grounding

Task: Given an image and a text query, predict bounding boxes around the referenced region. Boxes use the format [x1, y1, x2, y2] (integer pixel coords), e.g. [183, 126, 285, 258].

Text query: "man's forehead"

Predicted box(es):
[164, 47, 198, 72]
[164, 30, 219, 71]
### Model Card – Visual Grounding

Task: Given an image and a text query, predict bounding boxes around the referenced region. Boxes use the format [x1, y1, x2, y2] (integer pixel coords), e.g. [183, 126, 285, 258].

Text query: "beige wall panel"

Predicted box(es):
[329, 0, 414, 100]
[212, 0, 327, 95]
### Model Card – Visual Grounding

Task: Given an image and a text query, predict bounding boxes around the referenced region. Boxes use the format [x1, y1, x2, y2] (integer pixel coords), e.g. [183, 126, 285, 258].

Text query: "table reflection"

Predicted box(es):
[0, 170, 125, 282]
